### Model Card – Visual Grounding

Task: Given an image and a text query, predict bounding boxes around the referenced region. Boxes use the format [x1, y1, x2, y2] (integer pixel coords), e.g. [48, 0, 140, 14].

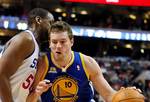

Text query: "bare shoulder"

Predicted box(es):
[0, 31, 35, 77]
[15, 31, 34, 44]
[81, 53, 102, 77]
[81, 54, 98, 67]
[3, 31, 35, 59]
[13, 31, 34, 50]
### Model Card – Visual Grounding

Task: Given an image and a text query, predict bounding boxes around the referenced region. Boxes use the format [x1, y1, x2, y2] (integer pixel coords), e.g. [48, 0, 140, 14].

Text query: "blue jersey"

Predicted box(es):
[41, 51, 94, 102]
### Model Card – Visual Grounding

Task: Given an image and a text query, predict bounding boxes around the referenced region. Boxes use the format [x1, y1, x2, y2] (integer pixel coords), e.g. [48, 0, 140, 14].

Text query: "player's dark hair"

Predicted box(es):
[28, 8, 50, 27]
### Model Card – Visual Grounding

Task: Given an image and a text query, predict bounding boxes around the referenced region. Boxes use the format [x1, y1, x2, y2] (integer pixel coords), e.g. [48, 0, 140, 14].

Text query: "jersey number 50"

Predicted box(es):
[22, 74, 34, 89]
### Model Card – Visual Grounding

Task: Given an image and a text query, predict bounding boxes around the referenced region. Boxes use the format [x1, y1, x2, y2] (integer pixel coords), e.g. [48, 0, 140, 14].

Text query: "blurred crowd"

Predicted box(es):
[94, 57, 150, 102]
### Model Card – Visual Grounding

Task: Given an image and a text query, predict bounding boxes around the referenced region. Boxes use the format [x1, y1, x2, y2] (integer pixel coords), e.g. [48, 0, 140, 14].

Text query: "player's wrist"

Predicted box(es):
[29, 88, 41, 99]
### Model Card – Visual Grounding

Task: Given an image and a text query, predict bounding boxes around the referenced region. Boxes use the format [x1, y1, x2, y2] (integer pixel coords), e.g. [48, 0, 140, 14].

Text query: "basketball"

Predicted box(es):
[112, 87, 145, 102]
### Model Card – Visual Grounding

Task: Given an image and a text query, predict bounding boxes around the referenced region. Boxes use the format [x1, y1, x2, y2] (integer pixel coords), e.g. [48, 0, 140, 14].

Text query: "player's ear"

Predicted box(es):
[35, 16, 42, 24]
[71, 38, 74, 46]
[48, 34, 51, 48]
[49, 42, 51, 48]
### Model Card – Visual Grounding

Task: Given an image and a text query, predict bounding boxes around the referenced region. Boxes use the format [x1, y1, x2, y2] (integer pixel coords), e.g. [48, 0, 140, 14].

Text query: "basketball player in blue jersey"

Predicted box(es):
[28, 21, 117, 102]
[0, 8, 54, 102]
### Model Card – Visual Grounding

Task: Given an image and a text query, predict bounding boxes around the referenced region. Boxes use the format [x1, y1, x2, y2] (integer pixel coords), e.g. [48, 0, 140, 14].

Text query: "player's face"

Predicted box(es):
[38, 13, 54, 44]
[49, 31, 73, 60]
[42, 13, 54, 29]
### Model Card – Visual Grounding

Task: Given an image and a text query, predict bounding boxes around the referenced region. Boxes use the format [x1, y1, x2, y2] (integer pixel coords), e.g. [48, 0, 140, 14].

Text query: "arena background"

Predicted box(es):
[0, 0, 150, 101]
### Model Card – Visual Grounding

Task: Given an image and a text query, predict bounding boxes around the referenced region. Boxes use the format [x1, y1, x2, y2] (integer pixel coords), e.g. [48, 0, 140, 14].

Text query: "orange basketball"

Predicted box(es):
[112, 87, 145, 102]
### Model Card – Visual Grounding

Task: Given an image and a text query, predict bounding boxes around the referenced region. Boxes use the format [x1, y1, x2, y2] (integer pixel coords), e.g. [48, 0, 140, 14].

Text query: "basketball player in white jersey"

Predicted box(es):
[0, 8, 54, 102]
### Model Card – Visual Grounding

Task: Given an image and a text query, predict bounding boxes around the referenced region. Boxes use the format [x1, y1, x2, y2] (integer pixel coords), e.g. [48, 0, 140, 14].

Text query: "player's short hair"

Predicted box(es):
[49, 21, 73, 40]
[28, 8, 51, 26]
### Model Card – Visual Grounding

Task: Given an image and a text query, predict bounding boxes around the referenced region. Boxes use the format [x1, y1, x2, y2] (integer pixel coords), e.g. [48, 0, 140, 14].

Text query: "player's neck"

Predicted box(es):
[28, 28, 35, 35]
[28, 27, 39, 42]
[53, 52, 72, 68]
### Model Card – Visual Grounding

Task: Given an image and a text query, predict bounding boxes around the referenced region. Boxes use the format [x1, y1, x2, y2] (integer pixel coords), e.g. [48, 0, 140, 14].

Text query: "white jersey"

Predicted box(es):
[0, 30, 39, 102]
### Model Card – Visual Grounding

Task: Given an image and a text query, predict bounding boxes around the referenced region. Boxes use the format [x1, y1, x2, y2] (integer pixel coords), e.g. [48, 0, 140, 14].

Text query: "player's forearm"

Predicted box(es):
[101, 86, 117, 102]
[26, 90, 39, 102]
[105, 90, 116, 102]
[0, 75, 13, 102]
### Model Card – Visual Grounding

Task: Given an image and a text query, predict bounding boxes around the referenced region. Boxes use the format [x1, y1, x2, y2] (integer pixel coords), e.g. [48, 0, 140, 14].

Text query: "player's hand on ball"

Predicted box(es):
[35, 79, 52, 96]
[124, 86, 142, 93]
[112, 87, 145, 102]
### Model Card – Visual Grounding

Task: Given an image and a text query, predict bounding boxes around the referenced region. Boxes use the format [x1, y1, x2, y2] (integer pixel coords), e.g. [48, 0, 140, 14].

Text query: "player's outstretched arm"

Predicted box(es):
[27, 54, 52, 102]
[26, 80, 52, 102]
[83, 55, 116, 102]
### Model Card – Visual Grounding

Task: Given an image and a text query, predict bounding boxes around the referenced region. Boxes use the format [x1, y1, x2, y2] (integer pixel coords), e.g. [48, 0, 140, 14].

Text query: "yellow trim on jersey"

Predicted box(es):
[79, 53, 89, 80]
[51, 51, 74, 72]
[41, 55, 49, 80]
[64, 51, 74, 69]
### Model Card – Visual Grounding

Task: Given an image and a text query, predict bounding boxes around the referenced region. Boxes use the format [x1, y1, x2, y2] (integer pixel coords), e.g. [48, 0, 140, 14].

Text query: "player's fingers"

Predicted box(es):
[35, 85, 48, 95]
[36, 83, 51, 92]
[38, 80, 51, 87]
[137, 88, 142, 93]
[38, 80, 52, 85]
[44, 79, 50, 84]
[126, 86, 136, 90]
[43, 79, 52, 87]
[35, 86, 43, 95]
[36, 85, 44, 90]
[120, 87, 125, 90]
[126, 86, 142, 93]
[38, 81, 47, 86]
